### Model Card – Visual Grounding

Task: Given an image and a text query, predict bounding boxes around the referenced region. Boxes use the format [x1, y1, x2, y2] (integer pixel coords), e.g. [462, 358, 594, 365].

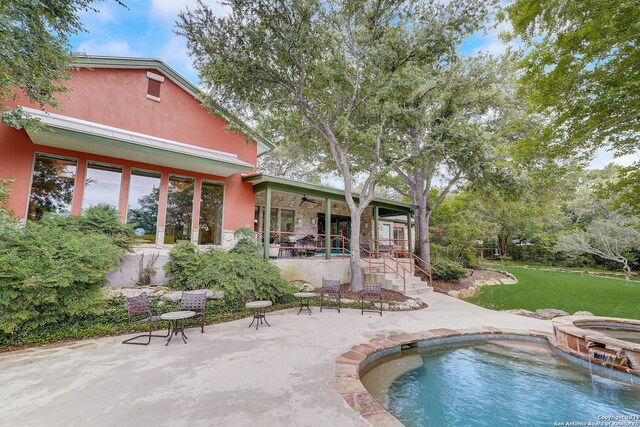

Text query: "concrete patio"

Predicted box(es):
[0, 293, 552, 427]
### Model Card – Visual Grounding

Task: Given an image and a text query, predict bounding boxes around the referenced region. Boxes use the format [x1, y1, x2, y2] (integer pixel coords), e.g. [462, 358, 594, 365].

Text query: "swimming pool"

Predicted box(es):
[361, 340, 640, 426]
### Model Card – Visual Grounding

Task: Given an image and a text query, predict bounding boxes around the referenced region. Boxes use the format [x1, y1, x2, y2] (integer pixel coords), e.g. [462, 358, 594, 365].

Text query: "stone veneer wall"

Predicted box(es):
[255, 191, 374, 243]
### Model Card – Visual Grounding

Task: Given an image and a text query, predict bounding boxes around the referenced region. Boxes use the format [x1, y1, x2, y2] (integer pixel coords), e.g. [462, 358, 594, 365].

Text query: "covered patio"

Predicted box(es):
[242, 174, 417, 260]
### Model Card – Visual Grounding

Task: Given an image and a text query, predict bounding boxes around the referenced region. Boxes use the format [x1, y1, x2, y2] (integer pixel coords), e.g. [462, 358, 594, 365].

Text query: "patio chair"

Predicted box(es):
[320, 278, 341, 313]
[122, 293, 170, 345]
[361, 283, 383, 316]
[180, 292, 207, 333]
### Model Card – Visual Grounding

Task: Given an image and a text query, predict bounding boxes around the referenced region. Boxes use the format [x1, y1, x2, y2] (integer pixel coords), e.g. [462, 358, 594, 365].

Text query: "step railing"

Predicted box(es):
[393, 250, 434, 285]
[342, 237, 412, 294]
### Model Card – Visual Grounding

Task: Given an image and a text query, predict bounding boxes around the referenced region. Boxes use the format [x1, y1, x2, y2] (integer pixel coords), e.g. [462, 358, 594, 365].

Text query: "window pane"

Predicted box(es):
[165, 175, 194, 244]
[269, 208, 278, 243]
[28, 154, 77, 220]
[199, 181, 224, 245]
[281, 209, 294, 233]
[127, 169, 161, 244]
[82, 162, 122, 211]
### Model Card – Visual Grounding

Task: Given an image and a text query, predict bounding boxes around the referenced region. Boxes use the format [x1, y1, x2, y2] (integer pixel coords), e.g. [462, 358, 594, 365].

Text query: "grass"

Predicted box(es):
[495, 259, 639, 282]
[467, 264, 640, 320]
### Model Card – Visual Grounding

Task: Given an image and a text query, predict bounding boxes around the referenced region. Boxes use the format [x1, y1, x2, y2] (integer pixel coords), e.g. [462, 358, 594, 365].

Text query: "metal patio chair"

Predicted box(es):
[361, 283, 383, 316]
[122, 293, 170, 345]
[320, 278, 341, 313]
[180, 291, 207, 333]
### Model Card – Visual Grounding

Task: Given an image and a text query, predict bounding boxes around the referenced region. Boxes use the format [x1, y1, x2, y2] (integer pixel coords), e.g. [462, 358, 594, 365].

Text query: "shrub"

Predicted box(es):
[229, 226, 263, 256]
[0, 220, 126, 336]
[44, 204, 134, 250]
[431, 258, 469, 282]
[165, 241, 296, 303]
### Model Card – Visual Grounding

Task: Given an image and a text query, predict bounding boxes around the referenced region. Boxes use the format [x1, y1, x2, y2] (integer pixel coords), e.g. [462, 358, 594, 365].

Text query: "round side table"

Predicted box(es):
[246, 301, 272, 330]
[293, 292, 315, 315]
[160, 310, 196, 346]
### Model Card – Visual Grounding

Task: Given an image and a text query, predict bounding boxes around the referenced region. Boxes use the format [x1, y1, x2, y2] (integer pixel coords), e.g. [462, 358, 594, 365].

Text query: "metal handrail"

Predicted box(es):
[343, 236, 412, 293]
[394, 249, 435, 285]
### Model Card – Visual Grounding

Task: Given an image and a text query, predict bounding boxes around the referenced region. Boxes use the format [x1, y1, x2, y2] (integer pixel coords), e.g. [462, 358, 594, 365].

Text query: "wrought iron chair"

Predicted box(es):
[361, 283, 383, 316]
[320, 278, 341, 313]
[122, 293, 170, 345]
[180, 292, 207, 333]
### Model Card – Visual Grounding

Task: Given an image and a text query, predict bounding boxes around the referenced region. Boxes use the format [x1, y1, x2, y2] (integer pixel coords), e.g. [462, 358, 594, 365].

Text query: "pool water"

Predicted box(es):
[361, 341, 640, 426]
[587, 328, 640, 344]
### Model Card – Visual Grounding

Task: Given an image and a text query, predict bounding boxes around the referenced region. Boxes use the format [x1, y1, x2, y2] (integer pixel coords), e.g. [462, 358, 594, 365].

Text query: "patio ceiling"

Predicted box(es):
[22, 107, 254, 177]
[243, 173, 416, 214]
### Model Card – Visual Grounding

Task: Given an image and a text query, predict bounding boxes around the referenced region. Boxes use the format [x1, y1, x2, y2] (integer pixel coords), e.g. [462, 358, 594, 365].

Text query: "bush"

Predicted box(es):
[45, 204, 134, 250]
[431, 258, 469, 282]
[0, 219, 127, 337]
[165, 240, 296, 303]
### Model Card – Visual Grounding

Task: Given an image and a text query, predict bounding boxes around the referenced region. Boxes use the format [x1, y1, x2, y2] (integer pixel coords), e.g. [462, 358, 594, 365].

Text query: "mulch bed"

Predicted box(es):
[313, 283, 412, 303]
[429, 269, 512, 294]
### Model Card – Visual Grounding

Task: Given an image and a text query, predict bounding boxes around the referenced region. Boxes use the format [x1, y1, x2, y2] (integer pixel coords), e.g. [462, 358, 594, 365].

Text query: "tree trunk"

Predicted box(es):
[349, 212, 363, 291]
[497, 231, 509, 258]
[623, 260, 632, 281]
[416, 205, 431, 267]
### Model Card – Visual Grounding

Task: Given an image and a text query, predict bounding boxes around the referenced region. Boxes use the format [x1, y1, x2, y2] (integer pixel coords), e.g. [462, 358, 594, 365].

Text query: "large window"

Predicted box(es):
[82, 162, 122, 210]
[198, 180, 224, 245]
[28, 154, 77, 220]
[165, 175, 195, 244]
[127, 169, 161, 244]
[281, 209, 295, 233]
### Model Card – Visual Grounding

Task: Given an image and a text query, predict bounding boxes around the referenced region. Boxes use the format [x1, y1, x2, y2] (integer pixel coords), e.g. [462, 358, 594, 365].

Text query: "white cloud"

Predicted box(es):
[149, 0, 230, 22]
[472, 20, 518, 56]
[76, 39, 137, 57]
[589, 148, 639, 169]
[156, 34, 196, 76]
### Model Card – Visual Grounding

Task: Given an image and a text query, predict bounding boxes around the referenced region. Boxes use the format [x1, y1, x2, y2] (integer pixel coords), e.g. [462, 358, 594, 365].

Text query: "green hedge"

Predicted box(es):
[164, 240, 297, 303]
[431, 258, 469, 282]
[0, 206, 132, 337]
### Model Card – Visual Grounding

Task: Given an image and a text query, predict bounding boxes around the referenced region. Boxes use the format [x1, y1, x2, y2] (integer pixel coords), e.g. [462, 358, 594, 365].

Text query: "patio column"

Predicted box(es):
[373, 206, 380, 253]
[407, 210, 413, 254]
[325, 198, 331, 260]
[263, 186, 272, 260]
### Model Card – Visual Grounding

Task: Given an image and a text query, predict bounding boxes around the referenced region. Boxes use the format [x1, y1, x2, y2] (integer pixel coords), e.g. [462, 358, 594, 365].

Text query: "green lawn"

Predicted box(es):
[466, 265, 640, 320]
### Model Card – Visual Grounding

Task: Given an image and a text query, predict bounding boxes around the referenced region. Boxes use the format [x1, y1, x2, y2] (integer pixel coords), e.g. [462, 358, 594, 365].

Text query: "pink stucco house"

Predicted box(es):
[1, 56, 428, 293]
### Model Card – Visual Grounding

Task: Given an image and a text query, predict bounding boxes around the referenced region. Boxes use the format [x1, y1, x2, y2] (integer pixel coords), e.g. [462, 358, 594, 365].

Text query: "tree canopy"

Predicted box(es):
[505, 0, 640, 158]
[178, 0, 494, 289]
[0, 0, 125, 128]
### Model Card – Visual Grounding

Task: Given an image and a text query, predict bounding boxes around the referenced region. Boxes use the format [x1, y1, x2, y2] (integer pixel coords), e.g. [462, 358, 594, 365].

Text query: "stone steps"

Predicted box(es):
[363, 269, 432, 296]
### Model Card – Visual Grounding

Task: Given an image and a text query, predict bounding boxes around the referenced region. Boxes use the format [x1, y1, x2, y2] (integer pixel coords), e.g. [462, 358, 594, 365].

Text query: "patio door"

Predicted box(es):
[317, 214, 351, 251]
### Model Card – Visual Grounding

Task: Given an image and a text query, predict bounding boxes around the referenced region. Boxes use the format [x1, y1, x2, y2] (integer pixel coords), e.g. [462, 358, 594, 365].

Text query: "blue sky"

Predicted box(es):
[69, 0, 637, 170]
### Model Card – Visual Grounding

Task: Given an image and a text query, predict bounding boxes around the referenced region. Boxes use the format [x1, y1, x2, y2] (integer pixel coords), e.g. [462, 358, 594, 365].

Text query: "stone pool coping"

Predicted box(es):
[329, 326, 554, 426]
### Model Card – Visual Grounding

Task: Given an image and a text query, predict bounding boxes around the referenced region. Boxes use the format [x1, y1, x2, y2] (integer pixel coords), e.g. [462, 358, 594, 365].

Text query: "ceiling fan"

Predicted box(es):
[300, 195, 317, 206]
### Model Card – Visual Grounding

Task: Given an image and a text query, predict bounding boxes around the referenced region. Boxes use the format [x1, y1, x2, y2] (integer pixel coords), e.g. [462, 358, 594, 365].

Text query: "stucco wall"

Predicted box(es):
[272, 258, 352, 286]
[0, 66, 256, 232]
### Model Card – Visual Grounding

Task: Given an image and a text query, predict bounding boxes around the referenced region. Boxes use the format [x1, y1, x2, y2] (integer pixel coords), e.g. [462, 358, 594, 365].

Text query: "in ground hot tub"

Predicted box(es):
[553, 316, 640, 378]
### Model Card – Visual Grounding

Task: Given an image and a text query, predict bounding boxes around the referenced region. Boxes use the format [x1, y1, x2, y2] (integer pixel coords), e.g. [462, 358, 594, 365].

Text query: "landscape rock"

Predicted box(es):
[573, 311, 594, 317]
[162, 291, 182, 302]
[535, 308, 569, 319]
[447, 290, 460, 298]
[184, 289, 224, 300]
[503, 309, 537, 318]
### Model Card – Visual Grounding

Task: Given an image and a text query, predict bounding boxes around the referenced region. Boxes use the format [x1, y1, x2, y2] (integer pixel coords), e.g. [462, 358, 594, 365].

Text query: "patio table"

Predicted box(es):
[246, 301, 272, 329]
[293, 292, 315, 315]
[160, 310, 196, 346]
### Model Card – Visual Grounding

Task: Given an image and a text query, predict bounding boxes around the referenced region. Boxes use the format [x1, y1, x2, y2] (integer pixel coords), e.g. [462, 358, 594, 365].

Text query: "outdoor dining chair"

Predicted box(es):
[320, 278, 341, 313]
[180, 292, 207, 333]
[122, 293, 170, 345]
[361, 283, 383, 316]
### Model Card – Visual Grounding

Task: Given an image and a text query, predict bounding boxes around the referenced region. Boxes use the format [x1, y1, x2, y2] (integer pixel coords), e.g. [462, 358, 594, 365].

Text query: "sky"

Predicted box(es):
[68, 0, 637, 171]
